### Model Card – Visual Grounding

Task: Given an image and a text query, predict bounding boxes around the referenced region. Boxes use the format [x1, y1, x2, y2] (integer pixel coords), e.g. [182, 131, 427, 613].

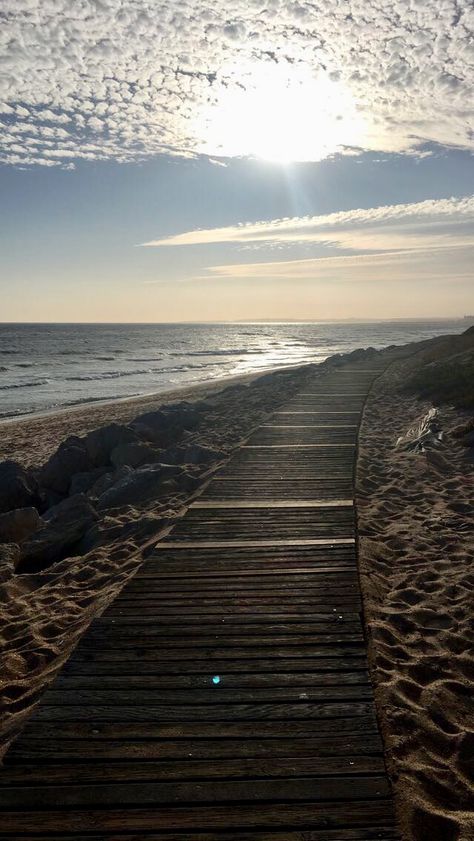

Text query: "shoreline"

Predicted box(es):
[0, 362, 312, 468]
[0, 362, 308, 427]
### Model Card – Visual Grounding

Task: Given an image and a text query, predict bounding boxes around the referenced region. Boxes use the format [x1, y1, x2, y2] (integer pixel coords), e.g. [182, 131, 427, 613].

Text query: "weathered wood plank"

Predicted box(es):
[8, 734, 384, 762]
[42, 685, 374, 705]
[0, 755, 386, 786]
[62, 655, 369, 674]
[53, 670, 371, 689]
[0, 802, 397, 833]
[0, 775, 391, 809]
[32, 701, 375, 721]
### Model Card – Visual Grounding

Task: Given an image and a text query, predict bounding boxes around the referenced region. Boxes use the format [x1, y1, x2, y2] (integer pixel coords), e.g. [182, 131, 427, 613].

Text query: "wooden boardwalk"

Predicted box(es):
[0, 363, 400, 839]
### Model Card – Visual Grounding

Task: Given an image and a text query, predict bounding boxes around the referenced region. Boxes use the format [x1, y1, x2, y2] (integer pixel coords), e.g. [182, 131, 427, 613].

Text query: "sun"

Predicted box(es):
[196, 62, 367, 163]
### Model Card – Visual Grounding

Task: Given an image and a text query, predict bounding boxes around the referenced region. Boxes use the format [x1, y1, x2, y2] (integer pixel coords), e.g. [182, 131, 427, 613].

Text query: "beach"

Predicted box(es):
[0, 332, 473, 840]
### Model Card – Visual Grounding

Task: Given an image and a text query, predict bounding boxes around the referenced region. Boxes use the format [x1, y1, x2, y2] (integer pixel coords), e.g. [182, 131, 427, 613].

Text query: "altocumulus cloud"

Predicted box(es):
[1, 0, 474, 168]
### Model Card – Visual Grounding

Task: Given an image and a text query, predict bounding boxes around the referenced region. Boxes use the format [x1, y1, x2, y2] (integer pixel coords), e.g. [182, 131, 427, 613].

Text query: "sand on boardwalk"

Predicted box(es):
[357, 354, 474, 841]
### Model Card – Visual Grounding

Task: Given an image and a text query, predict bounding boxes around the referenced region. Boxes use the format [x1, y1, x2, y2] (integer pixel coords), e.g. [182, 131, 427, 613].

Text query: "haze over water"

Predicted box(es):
[0, 320, 466, 420]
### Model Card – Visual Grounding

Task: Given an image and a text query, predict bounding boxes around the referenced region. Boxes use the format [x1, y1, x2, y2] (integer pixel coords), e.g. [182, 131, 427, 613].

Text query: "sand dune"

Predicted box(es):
[357, 353, 474, 841]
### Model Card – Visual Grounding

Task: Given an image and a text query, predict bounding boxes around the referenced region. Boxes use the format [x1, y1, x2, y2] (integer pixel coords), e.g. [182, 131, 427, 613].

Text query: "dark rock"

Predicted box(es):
[69, 467, 109, 496]
[131, 402, 200, 446]
[84, 424, 139, 467]
[88, 466, 133, 499]
[96, 463, 188, 511]
[0, 461, 39, 514]
[0, 543, 20, 580]
[39, 436, 91, 494]
[110, 442, 163, 469]
[163, 443, 222, 466]
[0, 507, 43, 544]
[18, 494, 99, 573]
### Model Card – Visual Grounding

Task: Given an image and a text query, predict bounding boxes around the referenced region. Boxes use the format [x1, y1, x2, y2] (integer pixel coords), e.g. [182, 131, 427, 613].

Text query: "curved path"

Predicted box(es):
[0, 362, 400, 839]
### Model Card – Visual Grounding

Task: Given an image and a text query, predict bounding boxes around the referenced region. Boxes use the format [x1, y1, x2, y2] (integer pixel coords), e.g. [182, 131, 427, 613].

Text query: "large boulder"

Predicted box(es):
[88, 466, 133, 499]
[17, 494, 99, 573]
[110, 442, 163, 469]
[96, 463, 192, 511]
[131, 403, 201, 446]
[84, 424, 139, 467]
[69, 467, 109, 496]
[39, 436, 91, 494]
[0, 507, 43, 544]
[0, 461, 39, 514]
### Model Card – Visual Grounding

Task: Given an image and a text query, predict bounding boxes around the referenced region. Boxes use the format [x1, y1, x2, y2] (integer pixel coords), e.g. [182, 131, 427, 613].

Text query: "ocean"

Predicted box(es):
[0, 320, 466, 420]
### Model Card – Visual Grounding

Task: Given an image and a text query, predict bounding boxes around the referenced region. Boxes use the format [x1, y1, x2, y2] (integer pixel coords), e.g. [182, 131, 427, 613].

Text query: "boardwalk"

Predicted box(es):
[0, 363, 399, 839]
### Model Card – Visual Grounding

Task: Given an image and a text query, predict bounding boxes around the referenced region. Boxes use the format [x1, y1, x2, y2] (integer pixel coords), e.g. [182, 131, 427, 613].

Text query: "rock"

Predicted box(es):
[18, 494, 99, 573]
[88, 466, 133, 498]
[131, 403, 200, 446]
[84, 424, 139, 467]
[39, 436, 91, 494]
[0, 543, 20, 581]
[96, 463, 188, 510]
[69, 467, 109, 496]
[110, 442, 163, 469]
[0, 507, 43, 544]
[0, 461, 39, 514]
[163, 443, 222, 466]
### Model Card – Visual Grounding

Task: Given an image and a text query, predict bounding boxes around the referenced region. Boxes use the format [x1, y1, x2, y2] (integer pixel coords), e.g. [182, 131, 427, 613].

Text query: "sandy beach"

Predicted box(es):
[0, 334, 473, 840]
[357, 344, 474, 840]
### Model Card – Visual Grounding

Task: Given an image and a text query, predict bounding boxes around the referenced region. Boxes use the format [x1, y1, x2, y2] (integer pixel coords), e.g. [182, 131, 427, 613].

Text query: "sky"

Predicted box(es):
[0, 0, 473, 322]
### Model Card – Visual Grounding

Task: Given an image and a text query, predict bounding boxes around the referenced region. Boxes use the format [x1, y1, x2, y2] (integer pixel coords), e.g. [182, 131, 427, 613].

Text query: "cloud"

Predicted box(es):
[0, 1, 474, 168]
[204, 245, 474, 281]
[141, 195, 474, 247]
[139, 193, 474, 283]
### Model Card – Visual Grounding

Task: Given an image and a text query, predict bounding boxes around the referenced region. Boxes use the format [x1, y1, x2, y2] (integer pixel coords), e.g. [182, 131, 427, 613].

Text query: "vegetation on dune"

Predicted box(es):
[403, 327, 474, 409]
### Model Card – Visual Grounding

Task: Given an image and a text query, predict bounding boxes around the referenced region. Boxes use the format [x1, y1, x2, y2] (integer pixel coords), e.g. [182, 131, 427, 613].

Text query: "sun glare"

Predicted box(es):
[196, 62, 367, 163]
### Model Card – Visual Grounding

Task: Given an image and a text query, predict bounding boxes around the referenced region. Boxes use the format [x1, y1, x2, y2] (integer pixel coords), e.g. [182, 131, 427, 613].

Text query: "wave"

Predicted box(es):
[0, 379, 49, 391]
[0, 366, 8, 372]
[64, 368, 152, 382]
[169, 348, 259, 358]
[0, 350, 21, 355]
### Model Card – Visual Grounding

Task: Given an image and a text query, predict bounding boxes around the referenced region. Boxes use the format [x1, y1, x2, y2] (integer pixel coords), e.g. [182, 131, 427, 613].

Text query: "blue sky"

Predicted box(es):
[1, 1, 473, 321]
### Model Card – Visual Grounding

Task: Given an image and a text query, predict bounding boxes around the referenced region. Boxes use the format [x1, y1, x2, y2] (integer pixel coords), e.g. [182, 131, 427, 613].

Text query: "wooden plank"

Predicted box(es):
[0, 755, 385, 786]
[190, 500, 353, 508]
[0, 775, 391, 809]
[62, 656, 368, 675]
[0, 802, 397, 832]
[13, 715, 381, 741]
[8, 734, 384, 763]
[53, 671, 370, 690]
[32, 701, 374, 722]
[154, 539, 356, 549]
[242, 444, 355, 448]
[0, 830, 399, 841]
[42, 685, 373, 705]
